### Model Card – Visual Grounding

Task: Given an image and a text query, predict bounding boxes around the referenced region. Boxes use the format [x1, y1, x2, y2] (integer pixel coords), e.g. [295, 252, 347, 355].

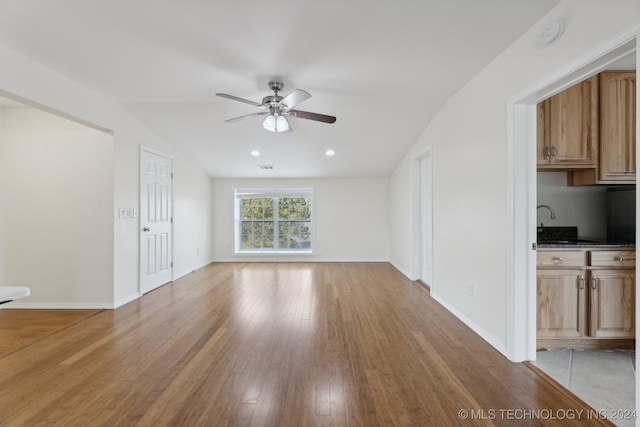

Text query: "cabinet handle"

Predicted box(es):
[553, 257, 564, 262]
[579, 276, 585, 290]
[551, 146, 557, 157]
[545, 146, 551, 160]
[616, 256, 624, 262]
[592, 277, 598, 290]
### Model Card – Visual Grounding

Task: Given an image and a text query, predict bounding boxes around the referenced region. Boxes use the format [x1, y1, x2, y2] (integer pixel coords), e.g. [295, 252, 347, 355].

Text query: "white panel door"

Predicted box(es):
[420, 155, 433, 285]
[140, 149, 173, 294]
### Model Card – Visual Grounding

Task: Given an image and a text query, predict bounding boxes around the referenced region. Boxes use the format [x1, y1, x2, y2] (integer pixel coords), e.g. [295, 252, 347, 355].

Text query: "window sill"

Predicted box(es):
[234, 250, 314, 256]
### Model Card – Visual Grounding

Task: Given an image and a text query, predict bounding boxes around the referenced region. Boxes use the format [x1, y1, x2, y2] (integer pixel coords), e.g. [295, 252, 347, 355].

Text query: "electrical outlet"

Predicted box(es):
[468, 282, 474, 296]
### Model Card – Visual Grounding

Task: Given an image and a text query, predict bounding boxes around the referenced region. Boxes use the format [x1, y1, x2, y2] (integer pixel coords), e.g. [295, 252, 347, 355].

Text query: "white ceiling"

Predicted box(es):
[0, 0, 561, 178]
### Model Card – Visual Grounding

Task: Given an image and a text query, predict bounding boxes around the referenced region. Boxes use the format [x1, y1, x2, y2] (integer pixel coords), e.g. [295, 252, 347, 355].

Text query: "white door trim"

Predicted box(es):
[507, 29, 638, 362]
[139, 145, 175, 294]
[410, 148, 433, 288]
[420, 152, 433, 287]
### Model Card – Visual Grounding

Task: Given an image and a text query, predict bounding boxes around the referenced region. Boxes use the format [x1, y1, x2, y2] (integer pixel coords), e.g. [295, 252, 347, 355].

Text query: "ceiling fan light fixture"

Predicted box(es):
[262, 113, 291, 133]
[218, 82, 335, 132]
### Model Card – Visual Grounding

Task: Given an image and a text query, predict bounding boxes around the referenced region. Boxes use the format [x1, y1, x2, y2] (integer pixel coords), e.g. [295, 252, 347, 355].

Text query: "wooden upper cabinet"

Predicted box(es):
[536, 100, 549, 167]
[599, 71, 636, 182]
[537, 75, 598, 169]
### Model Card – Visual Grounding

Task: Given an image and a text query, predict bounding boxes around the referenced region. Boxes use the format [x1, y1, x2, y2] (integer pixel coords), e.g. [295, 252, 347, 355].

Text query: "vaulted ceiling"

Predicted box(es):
[0, 0, 560, 177]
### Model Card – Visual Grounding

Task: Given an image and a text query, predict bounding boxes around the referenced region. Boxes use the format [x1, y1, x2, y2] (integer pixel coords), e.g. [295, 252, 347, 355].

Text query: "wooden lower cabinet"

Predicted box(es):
[537, 249, 635, 347]
[537, 269, 586, 338]
[590, 268, 635, 338]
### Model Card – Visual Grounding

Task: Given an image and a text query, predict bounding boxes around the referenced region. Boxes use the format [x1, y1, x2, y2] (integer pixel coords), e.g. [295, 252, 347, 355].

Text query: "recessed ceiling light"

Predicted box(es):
[325, 149, 335, 157]
[250, 150, 260, 157]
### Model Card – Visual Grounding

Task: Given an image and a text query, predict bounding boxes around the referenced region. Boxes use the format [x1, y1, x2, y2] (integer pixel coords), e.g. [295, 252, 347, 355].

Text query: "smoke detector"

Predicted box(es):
[541, 18, 564, 45]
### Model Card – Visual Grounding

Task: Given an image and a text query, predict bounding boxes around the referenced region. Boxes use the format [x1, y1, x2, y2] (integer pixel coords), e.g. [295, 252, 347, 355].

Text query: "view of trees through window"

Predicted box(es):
[240, 196, 312, 251]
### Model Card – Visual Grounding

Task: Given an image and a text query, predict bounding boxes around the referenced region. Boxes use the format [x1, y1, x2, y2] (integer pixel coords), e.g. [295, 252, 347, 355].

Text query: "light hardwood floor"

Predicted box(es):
[0, 262, 613, 426]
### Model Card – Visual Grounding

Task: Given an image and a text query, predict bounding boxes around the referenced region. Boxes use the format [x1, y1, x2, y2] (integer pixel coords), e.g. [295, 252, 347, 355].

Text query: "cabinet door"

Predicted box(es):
[545, 76, 598, 167]
[537, 269, 586, 338]
[599, 71, 636, 181]
[537, 101, 550, 165]
[589, 269, 635, 338]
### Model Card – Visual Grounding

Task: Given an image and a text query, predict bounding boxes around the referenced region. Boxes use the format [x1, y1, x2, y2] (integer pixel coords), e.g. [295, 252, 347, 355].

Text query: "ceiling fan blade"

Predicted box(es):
[289, 109, 337, 124]
[225, 112, 268, 123]
[278, 89, 311, 109]
[216, 93, 263, 107]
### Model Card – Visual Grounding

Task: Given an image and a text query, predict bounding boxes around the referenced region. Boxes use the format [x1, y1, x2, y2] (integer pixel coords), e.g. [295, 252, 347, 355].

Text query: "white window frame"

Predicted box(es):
[234, 187, 314, 254]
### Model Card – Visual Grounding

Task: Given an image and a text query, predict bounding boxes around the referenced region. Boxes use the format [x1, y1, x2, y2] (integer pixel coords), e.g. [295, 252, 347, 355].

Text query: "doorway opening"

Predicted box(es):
[509, 30, 638, 424]
[510, 33, 637, 361]
[0, 94, 115, 307]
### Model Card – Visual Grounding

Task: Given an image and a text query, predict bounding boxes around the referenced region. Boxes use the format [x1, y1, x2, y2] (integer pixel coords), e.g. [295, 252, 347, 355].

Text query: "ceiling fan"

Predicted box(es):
[216, 81, 336, 133]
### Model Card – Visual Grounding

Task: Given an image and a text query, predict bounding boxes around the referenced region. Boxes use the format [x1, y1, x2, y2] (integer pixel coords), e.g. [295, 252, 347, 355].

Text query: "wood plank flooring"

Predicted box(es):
[0, 262, 614, 426]
[0, 309, 100, 357]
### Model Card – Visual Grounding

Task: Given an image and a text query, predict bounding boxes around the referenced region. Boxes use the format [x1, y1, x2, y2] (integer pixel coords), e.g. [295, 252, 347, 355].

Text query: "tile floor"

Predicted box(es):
[533, 349, 636, 427]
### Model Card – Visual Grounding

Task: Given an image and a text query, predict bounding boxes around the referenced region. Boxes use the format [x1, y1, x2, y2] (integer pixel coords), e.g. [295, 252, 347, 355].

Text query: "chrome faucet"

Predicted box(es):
[537, 204, 556, 227]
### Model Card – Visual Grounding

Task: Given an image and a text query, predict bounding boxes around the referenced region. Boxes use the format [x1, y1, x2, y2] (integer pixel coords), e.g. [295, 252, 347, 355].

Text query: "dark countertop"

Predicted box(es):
[537, 226, 635, 249]
[537, 239, 635, 249]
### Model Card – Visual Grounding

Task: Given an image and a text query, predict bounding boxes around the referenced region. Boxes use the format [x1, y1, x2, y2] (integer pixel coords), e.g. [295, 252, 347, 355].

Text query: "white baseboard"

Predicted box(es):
[2, 294, 143, 310]
[430, 291, 510, 361]
[174, 269, 193, 281]
[114, 293, 141, 309]
[1, 302, 113, 310]
[174, 260, 215, 281]
[210, 257, 389, 263]
[389, 260, 411, 278]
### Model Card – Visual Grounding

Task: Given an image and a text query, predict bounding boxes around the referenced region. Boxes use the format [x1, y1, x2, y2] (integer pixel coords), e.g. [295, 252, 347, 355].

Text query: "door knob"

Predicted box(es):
[142, 227, 150, 232]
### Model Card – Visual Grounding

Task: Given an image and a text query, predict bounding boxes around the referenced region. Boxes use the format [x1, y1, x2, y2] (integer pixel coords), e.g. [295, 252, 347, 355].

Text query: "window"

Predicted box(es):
[234, 188, 313, 254]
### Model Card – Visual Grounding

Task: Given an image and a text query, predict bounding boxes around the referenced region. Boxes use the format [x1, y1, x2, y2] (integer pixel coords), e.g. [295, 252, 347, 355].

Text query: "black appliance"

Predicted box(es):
[606, 187, 636, 242]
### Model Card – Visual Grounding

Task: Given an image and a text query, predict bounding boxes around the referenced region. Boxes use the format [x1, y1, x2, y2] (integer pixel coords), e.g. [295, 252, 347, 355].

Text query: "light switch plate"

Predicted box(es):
[118, 208, 138, 219]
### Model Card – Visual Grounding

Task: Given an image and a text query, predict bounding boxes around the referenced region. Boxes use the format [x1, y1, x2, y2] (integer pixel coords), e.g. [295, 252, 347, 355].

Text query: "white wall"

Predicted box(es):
[389, 160, 413, 277]
[174, 162, 214, 278]
[0, 42, 213, 307]
[1, 107, 114, 306]
[389, 0, 640, 354]
[537, 172, 608, 239]
[212, 178, 389, 262]
[0, 109, 6, 284]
